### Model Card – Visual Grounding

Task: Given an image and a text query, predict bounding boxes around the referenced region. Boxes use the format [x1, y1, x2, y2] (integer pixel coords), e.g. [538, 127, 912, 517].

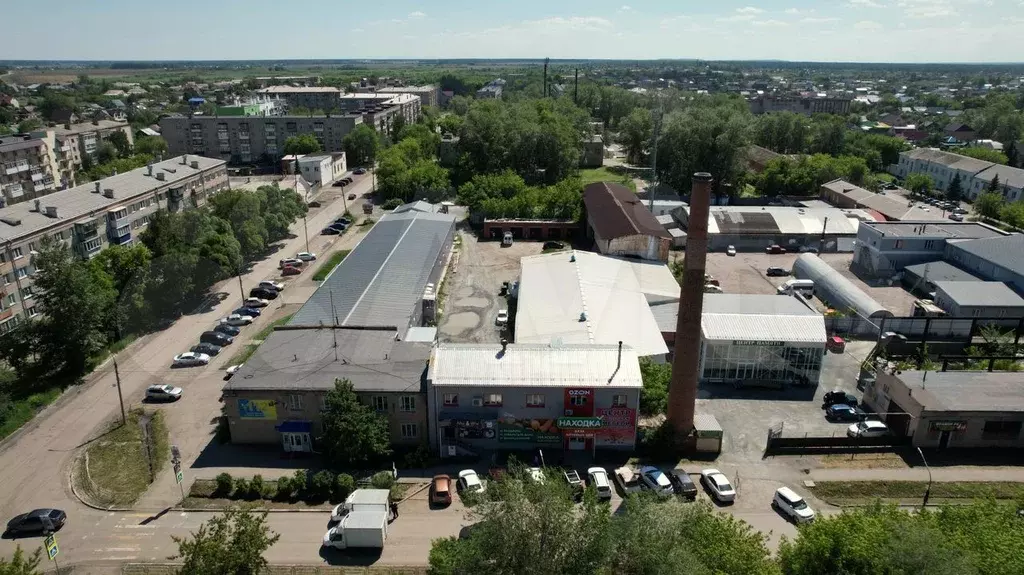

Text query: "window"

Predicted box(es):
[893, 240, 904, 249]
[570, 395, 587, 406]
[6, 294, 15, 307]
[982, 420, 1022, 440]
[20, 287, 33, 300]
[11, 247, 22, 260]
[0, 253, 6, 263]
[400, 396, 416, 412]
[442, 393, 458, 406]
[2, 274, 9, 286]
[400, 423, 418, 439]
[27, 242, 35, 252]
[320, 395, 329, 411]
[612, 394, 628, 407]
[370, 395, 388, 412]
[525, 394, 545, 407]
[286, 394, 303, 411]
[15, 267, 27, 279]
[483, 393, 503, 407]
[27, 307, 38, 317]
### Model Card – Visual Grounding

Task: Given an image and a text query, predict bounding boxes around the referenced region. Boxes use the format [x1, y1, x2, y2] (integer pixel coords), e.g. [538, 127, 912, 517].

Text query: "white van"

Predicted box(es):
[502, 232, 513, 246]
[777, 279, 814, 297]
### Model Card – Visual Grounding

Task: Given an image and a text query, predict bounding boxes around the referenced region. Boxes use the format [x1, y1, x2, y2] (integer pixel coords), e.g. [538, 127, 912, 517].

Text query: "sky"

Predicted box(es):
[3, 0, 1024, 63]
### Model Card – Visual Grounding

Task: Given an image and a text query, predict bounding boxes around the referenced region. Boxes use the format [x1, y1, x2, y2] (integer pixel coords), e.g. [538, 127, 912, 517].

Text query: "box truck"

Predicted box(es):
[322, 510, 388, 549]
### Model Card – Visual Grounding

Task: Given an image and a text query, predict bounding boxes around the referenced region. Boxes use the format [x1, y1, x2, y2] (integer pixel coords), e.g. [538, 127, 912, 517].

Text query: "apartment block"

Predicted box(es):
[376, 85, 439, 108]
[0, 133, 59, 207]
[0, 155, 228, 333]
[894, 148, 994, 197]
[339, 93, 421, 132]
[254, 86, 342, 111]
[158, 115, 363, 165]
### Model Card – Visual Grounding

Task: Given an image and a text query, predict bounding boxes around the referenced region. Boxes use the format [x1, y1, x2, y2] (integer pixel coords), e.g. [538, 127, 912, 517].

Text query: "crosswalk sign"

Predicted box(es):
[45, 534, 58, 559]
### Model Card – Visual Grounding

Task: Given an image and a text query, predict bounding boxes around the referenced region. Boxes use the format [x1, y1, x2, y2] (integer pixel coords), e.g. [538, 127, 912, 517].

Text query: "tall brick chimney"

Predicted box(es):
[667, 172, 713, 437]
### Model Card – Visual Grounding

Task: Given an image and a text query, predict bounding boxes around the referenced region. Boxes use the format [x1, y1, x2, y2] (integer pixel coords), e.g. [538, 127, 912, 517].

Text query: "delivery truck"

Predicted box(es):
[322, 509, 388, 549]
[331, 489, 392, 522]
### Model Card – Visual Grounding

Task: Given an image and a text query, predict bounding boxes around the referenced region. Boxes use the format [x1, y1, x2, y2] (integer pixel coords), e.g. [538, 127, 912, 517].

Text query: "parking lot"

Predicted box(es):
[439, 231, 546, 343]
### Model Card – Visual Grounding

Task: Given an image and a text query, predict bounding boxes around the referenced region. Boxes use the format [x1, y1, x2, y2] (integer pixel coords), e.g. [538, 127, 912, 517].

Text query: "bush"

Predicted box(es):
[249, 475, 265, 500]
[383, 198, 403, 210]
[215, 473, 233, 496]
[402, 445, 433, 468]
[370, 470, 396, 490]
[274, 476, 293, 500]
[292, 469, 307, 495]
[232, 478, 250, 500]
[334, 473, 356, 502]
[310, 470, 335, 501]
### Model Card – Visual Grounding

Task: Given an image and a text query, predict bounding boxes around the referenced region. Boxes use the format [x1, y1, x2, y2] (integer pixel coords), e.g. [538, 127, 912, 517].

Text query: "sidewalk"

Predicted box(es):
[809, 465, 1024, 483]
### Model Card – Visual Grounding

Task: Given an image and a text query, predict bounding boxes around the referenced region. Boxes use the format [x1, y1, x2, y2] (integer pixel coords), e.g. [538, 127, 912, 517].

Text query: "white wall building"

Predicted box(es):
[297, 152, 347, 188]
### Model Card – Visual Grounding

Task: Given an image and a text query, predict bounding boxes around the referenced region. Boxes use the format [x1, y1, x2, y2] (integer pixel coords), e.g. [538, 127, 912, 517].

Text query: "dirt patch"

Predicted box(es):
[817, 252, 918, 314]
[819, 452, 909, 470]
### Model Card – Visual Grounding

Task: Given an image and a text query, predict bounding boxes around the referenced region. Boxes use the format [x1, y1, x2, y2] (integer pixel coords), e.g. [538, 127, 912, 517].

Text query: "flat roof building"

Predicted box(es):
[945, 234, 1024, 295]
[820, 179, 949, 222]
[933, 281, 1024, 318]
[852, 220, 1007, 278]
[902, 260, 984, 296]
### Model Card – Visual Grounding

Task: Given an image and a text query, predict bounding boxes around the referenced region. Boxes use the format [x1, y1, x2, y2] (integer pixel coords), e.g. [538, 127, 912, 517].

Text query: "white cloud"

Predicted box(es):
[521, 16, 614, 32]
[752, 19, 789, 27]
[352, 28, 364, 33]
[408, 11, 426, 19]
[784, 7, 801, 14]
[736, 6, 766, 14]
[854, 19, 884, 29]
[801, 16, 840, 23]
[619, 5, 632, 11]
[897, 0, 957, 18]
[718, 7, 767, 22]
[848, 0, 884, 7]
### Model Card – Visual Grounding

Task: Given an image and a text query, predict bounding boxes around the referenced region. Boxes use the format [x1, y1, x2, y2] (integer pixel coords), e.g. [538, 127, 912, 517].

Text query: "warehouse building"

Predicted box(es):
[793, 253, 894, 320]
[851, 221, 1006, 278]
[426, 343, 642, 457]
[862, 369, 1024, 449]
[902, 261, 984, 297]
[933, 281, 1024, 318]
[945, 234, 1024, 295]
[583, 182, 672, 262]
[223, 210, 456, 452]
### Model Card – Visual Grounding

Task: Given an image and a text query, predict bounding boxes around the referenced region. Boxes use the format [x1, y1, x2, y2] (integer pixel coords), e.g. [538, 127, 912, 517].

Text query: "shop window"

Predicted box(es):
[570, 395, 587, 406]
[443, 393, 458, 407]
[982, 420, 1022, 440]
[483, 393, 503, 407]
[612, 394, 628, 407]
[370, 396, 388, 412]
[525, 394, 545, 407]
[400, 396, 416, 412]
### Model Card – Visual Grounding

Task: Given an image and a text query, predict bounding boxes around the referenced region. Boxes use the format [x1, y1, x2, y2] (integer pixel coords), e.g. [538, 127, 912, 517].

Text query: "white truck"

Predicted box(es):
[322, 510, 388, 550]
[330, 489, 392, 522]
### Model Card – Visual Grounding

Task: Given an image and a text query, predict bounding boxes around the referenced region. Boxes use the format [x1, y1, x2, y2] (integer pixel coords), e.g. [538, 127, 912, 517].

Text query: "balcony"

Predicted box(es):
[4, 163, 29, 175]
[238, 132, 250, 140]
[31, 171, 46, 182]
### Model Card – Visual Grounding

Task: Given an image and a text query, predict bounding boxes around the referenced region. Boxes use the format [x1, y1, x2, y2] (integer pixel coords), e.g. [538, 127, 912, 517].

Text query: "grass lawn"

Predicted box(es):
[227, 344, 260, 366]
[312, 250, 351, 281]
[0, 387, 63, 441]
[809, 480, 1024, 506]
[579, 167, 636, 191]
[739, 183, 760, 198]
[79, 409, 169, 507]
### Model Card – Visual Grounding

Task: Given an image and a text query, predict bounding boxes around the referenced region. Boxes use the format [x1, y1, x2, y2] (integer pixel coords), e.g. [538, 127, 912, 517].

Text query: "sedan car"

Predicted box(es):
[848, 420, 889, 438]
[220, 314, 254, 326]
[822, 390, 858, 408]
[279, 258, 303, 269]
[214, 323, 241, 336]
[726, 245, 736, 256]
[766, 244, 787, 254]
[495, 309, 509, 326]
[200, 331, 232, 346]
[259, 280, 284, 291]
[234, 306, 262, 318]
[766, 267, 790, 277]
[700, 469, 736, 503]
[249, 288, 278, 300]
[281, 265, 302, 276]
[296, 252, 317, 262]
[146, 384, 183, 401]
[172, 352, 210, 367]
[321, 226, 341, 235]
[192, 342, 222, 356]
[587, 467, 613, 500]
[457, 469, 486, 495]
[826, 404, 867, 422]
[949, 213, 965, 221]
[614, 466, 642, 494]
[431, 475, 453, 506]
[334, 217, 352, 225]
[543, 241, 565, 250]
[773, 487, 815, 523]
[639, 466, 674, 497]
[353, 167, 367, 175]
[667, 468, 698, 500]
[5, 509, 66, 536]
[244, 297, 269, 308]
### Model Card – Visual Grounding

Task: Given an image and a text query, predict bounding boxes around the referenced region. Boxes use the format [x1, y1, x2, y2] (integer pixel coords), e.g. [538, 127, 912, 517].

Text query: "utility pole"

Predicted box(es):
[648, 103, 663, 212]
[917, 447, 932, 508]
[237, 271, 245, 302]
[574, 68, 579, 104]
[303, 216, 309, 253]
[113, 358, 126, 425]
[329, 289, 339, 361]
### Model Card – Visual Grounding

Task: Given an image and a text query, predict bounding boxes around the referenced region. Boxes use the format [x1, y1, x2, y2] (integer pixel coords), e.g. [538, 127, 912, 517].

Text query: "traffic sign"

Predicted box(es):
[45, 534, 58, 559]
[176, 470, 184, 484]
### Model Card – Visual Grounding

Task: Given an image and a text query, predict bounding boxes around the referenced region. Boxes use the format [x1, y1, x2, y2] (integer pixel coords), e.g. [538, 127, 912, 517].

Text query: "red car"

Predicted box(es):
[431, 475, 452, 506]
[766, 245, 787, 254]
[281, 265, 302, 276]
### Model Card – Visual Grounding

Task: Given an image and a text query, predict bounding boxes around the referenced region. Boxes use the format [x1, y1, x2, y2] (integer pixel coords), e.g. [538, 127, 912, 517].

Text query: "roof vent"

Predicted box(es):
[44, 206, 58, 218]
[579, 312, 587, 322]
[1, 217, 22, 226]
[190, 160, 199, 169]
[103, 188, 115, 199]
[156, 172, 166, 181]
[94, 181, 101, 193]
[181, 155, 188, 165]
[33, 199, 41, 212]
[147, 164, 153, 176]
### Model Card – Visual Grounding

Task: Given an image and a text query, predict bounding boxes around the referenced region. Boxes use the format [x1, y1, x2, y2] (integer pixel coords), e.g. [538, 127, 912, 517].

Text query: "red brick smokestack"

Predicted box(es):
[667, 172, 713, 436]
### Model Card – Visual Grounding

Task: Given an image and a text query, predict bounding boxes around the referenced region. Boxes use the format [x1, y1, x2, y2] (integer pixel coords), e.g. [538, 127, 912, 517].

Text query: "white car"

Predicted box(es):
[587, 467, 612, 500]
[526, 467, 545, 484]
[848, 420, 889, 438]
[726, 245, 736, 256]
[773, 487, 815, 523]
[495, 309, 509, 326]
[243, 297, 269, 308]
[296, 252, 317, 261]
[224, 364, 243, 379]
[949, 213, 964, 221]
[259, 280, 284, 291]
[700, 469, 736, 503]
[639, 466, 674, 496]
[145, 384, 182, 401]
[457, 470, 486, 494]
[614, 466, 642, 494]
[172, 352, 210, 367]
[220, 314, 254, 326]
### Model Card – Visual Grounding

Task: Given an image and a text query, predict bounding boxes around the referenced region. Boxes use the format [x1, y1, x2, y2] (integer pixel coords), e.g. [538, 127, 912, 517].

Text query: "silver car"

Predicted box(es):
[146, 384, 183, 401]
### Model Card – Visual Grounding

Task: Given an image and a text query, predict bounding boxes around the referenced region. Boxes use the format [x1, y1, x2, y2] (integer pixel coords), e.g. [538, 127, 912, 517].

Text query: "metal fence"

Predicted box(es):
[825, 316, 1024, 342]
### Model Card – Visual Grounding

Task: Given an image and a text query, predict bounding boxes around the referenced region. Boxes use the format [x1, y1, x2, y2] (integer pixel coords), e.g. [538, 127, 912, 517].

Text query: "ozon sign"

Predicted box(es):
[567, 389, 592, 397]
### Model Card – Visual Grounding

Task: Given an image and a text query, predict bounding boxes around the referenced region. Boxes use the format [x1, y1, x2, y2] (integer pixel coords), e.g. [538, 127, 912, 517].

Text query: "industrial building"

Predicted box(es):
[945, 234, 1024, 295]
[851, 221, 1007, 278]
[674, 204, 873, 252]
[748, 95, 851, 116]
[793, 254, 894, 321]
[515, 250, 679, 358]
[933, 281, 1024, 318]
[583, 182, 672, 262]
[902, 260, 984, 297]
[223, 209, 457, 452]
[820, 179, 949, 222]
[426, 343, 643, 457]
[862, 369, 1024, 449]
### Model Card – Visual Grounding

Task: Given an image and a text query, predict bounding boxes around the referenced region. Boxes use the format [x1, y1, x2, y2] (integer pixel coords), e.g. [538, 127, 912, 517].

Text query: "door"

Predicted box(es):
[939, 431, 951, 449]
[567, 437, 587, 451]
[281, 432, 311, 453]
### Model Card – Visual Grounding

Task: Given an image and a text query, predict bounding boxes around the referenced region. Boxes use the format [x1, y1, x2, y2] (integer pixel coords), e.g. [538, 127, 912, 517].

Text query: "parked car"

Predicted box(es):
[296, 252, 317, 261]
[822, 390, 858, 408]
[200, 331, 233, 345]
[192, 342, 222, 356]
[825, 404, 867, 422]
[766, 267, 790, 277]
[224, 364, 243, 379]
[214, 324, 241, 336]
[614, 466, 642, 494]
[700, 469, 736, 503]
[457, 470, 486, 495]
[234, 306, 262, 318]
[172, 352, 210, 367]
[333, 180, 346, 187]
[587, 467, 613, 500]
[949, 213, 965, 221]
[329, 223, 348, 232]
[353, 167, 367, 175]
[799, 246, 820, 254]
[307, 200, 322, 208]
[726, 245, 736, 256]
[348, 193, 357, 200]
[640, 466, 674, 497]
[766, 244, 787, 254]
[953, 207, 968, 215]
[244, 297, 269, 308]
[322, 227, 341, 235]
[343, 177, 353, 184]
[543, 241, 565, 250]
[279, 258, 303, 269]
[5, 509, 66, 536]
[259, 280, 284, 291]
[495, 309, 509, 326]
[773, 487, 815, 523]
[282, 265, 302, 276]
[826, 335, 846, 353]
[220, 314, 253, 326]
[667, 468, 698, 500]
[249, 288, 278, 300]
[335, 217, 352, 225]
[431, 475, 452, 506]
[146, 384, 183, 402]
[848, 420, 889, 438]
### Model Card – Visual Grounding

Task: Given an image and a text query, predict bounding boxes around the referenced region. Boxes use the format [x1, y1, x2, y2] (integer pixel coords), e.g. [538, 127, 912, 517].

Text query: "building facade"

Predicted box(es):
[944, 234, 1024, 295]
[159, 115, 363, 165]
[376, 85, 439, 108]
[0, 155, 228, 333]
[749, 95, 851, 116]
[254, 86, 342, 111]
[851, 221, 1006, 278]
[894, 148, 994, 197]
[0, 133, 59, 206]
[933, 281, 1024, 318]
[584, 182, 672, 262]
[340, 94, 421, 133]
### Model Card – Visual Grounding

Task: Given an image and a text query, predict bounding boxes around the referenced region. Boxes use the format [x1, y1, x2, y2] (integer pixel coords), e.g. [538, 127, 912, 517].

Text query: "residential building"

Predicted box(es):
[297, 152, 347, 188]
[476, 79, 505, 99]
[0, 155, 228, 333]
[748, 95, 851, 116]
[820, 179, 949, 221]
[339, 93, 421, 132]
[933, 281, 1024, 318]
[583, 182, 672, 262]
[851, 221, 1007, 277]
[376, 85, 439, 108]
[944, 123, 977, 143]
[0, 133, 59, 206]
[968, 164, 1024, 202]
[50, 119, 134, 164]
[159, 114, 363, 165]
[426, 343, 643, 457]
[862, 370, 1024, 449]
[223, 210, 457, 452]
[893, 148, 994, 196]
[945, 234, 1024, 295]
[254, 86, 342, 111]
[581, 135, 604, 168]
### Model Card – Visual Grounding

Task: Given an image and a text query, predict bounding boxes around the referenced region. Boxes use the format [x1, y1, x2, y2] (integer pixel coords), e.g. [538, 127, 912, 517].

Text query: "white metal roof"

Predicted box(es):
[515, 251, 677, 357]
[701, 313, 826, 345]
[428, 343, 643, 388]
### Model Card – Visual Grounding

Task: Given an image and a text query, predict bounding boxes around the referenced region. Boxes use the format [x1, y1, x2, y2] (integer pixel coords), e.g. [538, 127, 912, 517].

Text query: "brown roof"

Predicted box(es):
[583, 182, 671, 240]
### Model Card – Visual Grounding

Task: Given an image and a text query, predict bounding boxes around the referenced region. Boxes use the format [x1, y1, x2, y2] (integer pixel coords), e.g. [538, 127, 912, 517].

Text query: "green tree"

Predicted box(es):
[638, 357, 670, 416]
[106, 131, 131, 157]
[618, 107, 653, 165]
[974, 191, 1005, 219]
[16, 119, 41, 133]
[208, 189, 269, 259]
[389, 113, 407, 143]
[987, 174, 1001, 192]
[904, 173, 935, 196]
[96, 141, 118, 164]
[90, 243, 153, 333]
[0, 546, 42, 575]
[170, 508, 280, 575]
[957, 146, 1008, 165]
[342, 124, 381, 167]
[947, 172, 964, 202]
[656, 103, 751, 197]
[282, 134, 322, 155]
[319, 379, 392, 468]
[397, 123, 441, 157]
[135, 135, 169, 157]
[39, 92, 75, 122]
[456, 170, 528, 213]
[807, 114, 847, 156]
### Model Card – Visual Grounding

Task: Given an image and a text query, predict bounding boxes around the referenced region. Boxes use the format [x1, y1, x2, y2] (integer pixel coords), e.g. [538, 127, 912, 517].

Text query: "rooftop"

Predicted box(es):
[903, 148, 994, 173]
[256, 86, 341, 94]
[428, 343, 643, 389]
[50, 119, 129, 137]
[973, 164, 1024, 189]
[0, 134, 46, 153]
[821, 179, 948, 221]
[687, 205, 865, 236]
[903, 261, 984, 284]
[515, 250, 678, 357]
[583, 182, 671, 240]
[935, 281, 1024, 308]
[895, 371, 1024, 413]
[863, 221, 1006, 240]
[947, 234, 1024, 275]
[650, 294, 825, 344]
[0, 155, 225, 242]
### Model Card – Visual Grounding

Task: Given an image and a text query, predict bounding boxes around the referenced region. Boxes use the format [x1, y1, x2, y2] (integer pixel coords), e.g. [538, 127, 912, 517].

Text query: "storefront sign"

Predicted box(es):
[929, 420, 967, 432]
[557, 417, 604, 429]
[496, 419, 561, 444]
[732, 340, 785, 347]
[594, 407, 636, 445]
[567, 389, 592, 397]
[238, 399, 277, 420]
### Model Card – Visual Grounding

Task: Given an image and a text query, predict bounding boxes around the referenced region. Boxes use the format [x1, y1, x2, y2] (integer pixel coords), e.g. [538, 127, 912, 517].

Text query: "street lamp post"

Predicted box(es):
[916, 446, 932, 508]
